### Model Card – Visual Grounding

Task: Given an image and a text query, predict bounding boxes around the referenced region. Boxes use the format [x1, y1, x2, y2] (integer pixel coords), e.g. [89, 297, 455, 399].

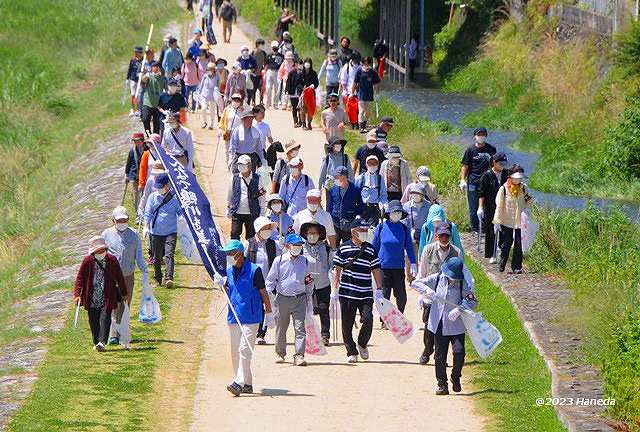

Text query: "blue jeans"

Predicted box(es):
[185, 84, 198, 110]
[467, 183, 480, 232]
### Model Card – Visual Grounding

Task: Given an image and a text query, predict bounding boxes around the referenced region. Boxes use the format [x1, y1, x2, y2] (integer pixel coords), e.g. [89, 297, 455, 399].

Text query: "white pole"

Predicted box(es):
[135, 24, 155, 99]
[153, 144, 255, 354]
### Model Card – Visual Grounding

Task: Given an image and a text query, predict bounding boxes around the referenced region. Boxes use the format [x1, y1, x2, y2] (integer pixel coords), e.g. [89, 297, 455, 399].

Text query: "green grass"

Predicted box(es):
[464, 257, 566, 431]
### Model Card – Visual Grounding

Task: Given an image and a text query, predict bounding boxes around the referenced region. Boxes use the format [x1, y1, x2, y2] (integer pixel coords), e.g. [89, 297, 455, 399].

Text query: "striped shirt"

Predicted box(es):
[333, 241, 380, 300]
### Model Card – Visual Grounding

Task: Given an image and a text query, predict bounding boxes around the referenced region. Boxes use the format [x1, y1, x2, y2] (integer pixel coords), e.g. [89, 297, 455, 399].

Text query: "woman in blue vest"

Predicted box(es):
[221, 239, 274, 396]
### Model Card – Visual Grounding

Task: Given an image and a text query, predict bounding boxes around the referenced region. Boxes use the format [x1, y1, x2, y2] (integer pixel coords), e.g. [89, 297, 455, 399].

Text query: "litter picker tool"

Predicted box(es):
[73, 299, 81, 328]
[134, 24, 154, 99]
[477, 219, 482, 251]
[121, 180, 129, 206]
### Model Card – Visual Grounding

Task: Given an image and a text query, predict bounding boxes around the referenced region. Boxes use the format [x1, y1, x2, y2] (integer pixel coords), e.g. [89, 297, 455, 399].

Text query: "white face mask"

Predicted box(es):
[271, 203, 282, 213]
[307, 233, 319, 244]
[289, 245, 303, 256]
[153, 71, 161, 77]
[304, 62, 311, 69]
[226, 255, 236, 267]
[307, 203, 319, 212]
[438, 239, 450, 248]
[238, 163, 250, 173]
[475, 135, 487, 144]
[389, 211, 403, 223]
[259, 229, 273, 240]
[367, 165, 378, 173]
[288, 149, 299, 158]
[291, 167, 301, 176]
[241, 50, 250, 58]
[410, 193, 423, 203]
[366, 142, 377, 149]
[357, 231, 368, 242]
[94, 252, 106, 260]
[333, 144, 342, 153]
[115, 223, 128, 232]
[231, 101, 241, 108]
[207, 71, 214, 77]
[512, 178, 522, 185]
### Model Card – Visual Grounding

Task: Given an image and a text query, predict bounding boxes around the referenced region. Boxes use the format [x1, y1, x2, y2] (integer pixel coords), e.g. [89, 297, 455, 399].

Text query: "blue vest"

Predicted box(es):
[226, 261, 263, 324]
[229, 173, 261, 217]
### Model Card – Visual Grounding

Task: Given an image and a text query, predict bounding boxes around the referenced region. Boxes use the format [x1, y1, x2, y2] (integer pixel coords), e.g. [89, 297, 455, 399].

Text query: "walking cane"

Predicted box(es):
[211, 133, 221, 174]
[121, 180, 129, 206]
[492, 225, 499, 261]
[477, 219, 482, 252]
[73, 298, 81, 328]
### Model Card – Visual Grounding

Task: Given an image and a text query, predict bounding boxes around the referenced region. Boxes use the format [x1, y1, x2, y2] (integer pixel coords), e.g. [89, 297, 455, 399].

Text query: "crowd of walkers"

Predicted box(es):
[74, 4, 533, 399]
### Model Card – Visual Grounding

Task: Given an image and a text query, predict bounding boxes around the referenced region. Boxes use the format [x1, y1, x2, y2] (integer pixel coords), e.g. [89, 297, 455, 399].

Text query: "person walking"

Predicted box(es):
[227, 155, 267, 240]
[320, 93, 349, 141]
[402, 183, 431, 273]
[338, 52, 361, 117]
[292, 189, 338, 249]
[415, 225, 461, 365]
[318, 49, 342, 106]
[405, 35, 418, 81]
[224, 62, 247, 102]
[162, 111, 194, 171]
[285, 59, 305, 127]
[141, 62, 167, 134]
[352, 56, 381, 133]
[228, 109, 267, 172]
[124, 132, 145, 209]
[158, 78, 188, 135]
[278, 156, 315, 218]
[266, 193, 294, 245]
[373, 116, 394, 144]
[477, 152, 509, 263]
[278, 51, 296, 111]
[252, 39, 267, 105]
[298, 58, 319, 130]
[318, 137, 353, 191]
[493, 165, 533, 273]
[372, 200, 417, 317]
[102, 206, 148, 345]
[301, 221, 332, 346]
[271, 139, 300, 192]
[418, 204, 464, 257]
[266, 233, 314, 366]
[337, 37, 353, 66]
[143, 173, 182, 287]
[265, 41, 285, 109]
[219, 93, 244, 167]
[74, 236, 128, 351]
[355, 155, 387, 226]
[221, 239, 274, 396]
[411, 257, 477, 395]
[126, 46, 144, 116]
[245, 217, 280, 346]
[218, 0, 238, 43]
[332, 218, 384, 363]
[401, 165, 439, 204]
[353, 130, 386, 175]
[327, 166, 363, 244]
[459, 127, 496, 234]
[380, 145, 411, 202]
[161, 38, 183, 78]
[181, 55, 201, 112]
[196, 62, 220, 129]
[237, 45, 258, 105]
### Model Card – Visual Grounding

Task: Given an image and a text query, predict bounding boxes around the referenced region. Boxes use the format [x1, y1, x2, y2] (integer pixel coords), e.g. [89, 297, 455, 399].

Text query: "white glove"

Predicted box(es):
[330, 290, 338, 300]
[448, 307, 462, 322]
[494, 224, 501, 234]
[213, 273, 226, 287]
[264, 312, 276, 328]
[373, 289, 384, 300]
[410, 263, 417, 277]
[459, 179, 467, 192]
[477, 207, 484, 220]
[142, 225, 149, 238]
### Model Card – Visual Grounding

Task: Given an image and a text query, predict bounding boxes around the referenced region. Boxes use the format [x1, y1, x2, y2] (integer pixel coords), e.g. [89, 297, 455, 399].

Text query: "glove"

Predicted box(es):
[330, 291, 338, 300]
[477, 207, 484, 220]
[448, 307, 462, 322]
[410, 263, 417, 277]
[374, 289, 384, 300]
[494, 224, 501, 235]
[264, 312, 276, 328]
[459, 180, 467, 192]
[142, 225, 149, 238]
[213, 273, 226, 287]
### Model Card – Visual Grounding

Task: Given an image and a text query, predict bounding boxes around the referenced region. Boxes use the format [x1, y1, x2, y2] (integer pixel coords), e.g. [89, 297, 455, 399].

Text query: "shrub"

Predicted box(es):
[604, 96, 640, 180]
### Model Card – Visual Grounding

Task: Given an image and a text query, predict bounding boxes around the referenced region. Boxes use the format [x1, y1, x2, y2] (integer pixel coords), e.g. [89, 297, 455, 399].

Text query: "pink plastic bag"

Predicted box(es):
[305, 306, 327, 356]
[375, 297, 415, 343]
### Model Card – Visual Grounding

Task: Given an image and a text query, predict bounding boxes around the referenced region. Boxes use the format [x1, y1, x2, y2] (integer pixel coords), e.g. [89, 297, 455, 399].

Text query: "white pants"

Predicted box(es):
[203, 98, 217, 126]
[228, 323, 258, 386]
[358, 100, 371, 123]
[265, 70, 279, 108]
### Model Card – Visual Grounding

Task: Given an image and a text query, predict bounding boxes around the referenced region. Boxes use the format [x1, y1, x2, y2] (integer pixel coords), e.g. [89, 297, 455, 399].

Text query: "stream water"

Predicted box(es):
[381, 88, 640, 222]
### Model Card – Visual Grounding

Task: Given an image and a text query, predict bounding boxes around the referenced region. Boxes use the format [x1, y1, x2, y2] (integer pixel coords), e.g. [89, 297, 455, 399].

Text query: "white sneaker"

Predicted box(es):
[129, 109, 135, 116]
[256, 337, 266, 345]
[489, 257, 497, 264]
[347, 355, 358, 363]
[94, 342, 105, 352]
[275, 354, 285, 363]
[294, 355, 307, 366]
[357, 345, 369, 360]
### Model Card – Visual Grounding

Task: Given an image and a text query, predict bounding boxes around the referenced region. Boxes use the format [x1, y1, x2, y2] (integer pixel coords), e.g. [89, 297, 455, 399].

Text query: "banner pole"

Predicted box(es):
[134, 24, 155, 99]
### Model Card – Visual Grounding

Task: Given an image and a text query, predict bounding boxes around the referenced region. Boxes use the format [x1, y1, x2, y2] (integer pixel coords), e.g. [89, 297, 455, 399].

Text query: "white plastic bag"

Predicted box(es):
[177, 216, 202, 264]
[305, 305, 327, 356]
[315, 87, 324, 108]
[138, 273, 162, 324]
[329, 294, 341, 319]
[460, 309, 502, 358]
[375, 297, 415, 343]
[520, 210, 539, 254]
[114, 304, 132, 349]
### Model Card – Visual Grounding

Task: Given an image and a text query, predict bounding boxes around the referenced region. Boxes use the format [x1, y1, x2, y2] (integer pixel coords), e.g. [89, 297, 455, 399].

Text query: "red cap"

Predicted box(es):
[132, 132, 145, 140]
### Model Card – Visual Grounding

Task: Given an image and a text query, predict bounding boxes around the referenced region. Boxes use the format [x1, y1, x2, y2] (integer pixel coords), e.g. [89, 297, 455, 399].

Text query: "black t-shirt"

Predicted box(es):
[374, 126, 387, 141]
[461, 143, 496, 185]
[355, 145, 386, 174]
[158, 93, 187, 114]
[266, 52, 284, 70]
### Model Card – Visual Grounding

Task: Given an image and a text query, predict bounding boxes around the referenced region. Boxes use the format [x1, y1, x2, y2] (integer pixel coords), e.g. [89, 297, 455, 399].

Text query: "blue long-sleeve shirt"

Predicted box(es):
[162, 48, 184, 74]
[372, 220, 416, 269]
[327, 183, 363, 225]
[144, 191, 182, 236]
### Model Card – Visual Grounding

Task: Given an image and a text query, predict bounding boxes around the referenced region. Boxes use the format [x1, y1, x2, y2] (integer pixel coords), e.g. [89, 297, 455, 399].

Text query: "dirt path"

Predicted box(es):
[186, 17, 487, 432]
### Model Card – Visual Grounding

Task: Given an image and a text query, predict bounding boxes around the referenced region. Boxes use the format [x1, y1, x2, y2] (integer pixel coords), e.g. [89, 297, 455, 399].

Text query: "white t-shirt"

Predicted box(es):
[292, 208, 337, 237]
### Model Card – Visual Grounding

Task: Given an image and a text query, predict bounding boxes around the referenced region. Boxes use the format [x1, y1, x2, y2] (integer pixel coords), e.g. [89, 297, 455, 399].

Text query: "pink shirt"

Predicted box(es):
[181, 61, 201, 86]
[278, 61, 294, 81]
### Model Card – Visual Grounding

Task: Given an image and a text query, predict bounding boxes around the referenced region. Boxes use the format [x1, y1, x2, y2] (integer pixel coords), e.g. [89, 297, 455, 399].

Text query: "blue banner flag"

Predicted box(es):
[153, 143, 226, 278]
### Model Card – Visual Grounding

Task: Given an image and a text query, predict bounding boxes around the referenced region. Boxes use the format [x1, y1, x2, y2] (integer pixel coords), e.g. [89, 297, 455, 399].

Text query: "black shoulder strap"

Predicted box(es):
[151, 192, 174, 228]
[266, 239, 277, 267]
[170, 129, 185, 151]
[247, 238, 257, 263]
[344, 243, 367, 270]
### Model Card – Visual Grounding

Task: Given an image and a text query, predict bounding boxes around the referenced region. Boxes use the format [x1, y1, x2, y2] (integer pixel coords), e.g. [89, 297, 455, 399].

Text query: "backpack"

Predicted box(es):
[221, 4, 235, 21]
[247, 238, 277, 269]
